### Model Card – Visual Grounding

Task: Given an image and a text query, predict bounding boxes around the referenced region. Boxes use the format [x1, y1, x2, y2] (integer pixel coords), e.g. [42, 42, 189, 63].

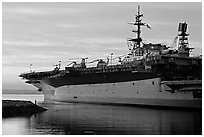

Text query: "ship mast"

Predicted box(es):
[128, 5, 151, 56]
[136, 5, 142, 49]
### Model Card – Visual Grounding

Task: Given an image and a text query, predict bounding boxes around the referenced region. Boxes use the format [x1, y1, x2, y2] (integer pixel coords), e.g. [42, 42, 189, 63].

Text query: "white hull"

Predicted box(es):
[33, 78, 201, 108]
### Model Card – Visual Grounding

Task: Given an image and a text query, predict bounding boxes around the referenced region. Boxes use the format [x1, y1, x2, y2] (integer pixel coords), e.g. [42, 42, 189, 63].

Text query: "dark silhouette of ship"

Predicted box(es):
[19, 6, 202, 109]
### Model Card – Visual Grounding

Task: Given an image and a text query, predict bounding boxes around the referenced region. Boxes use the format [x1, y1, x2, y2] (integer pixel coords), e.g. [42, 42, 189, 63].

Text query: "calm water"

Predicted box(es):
[2, 94, 202, 135]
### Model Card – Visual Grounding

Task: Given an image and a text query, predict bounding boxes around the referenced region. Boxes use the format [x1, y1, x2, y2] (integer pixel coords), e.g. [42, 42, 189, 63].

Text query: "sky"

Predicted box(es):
[2, 2, 202, 90]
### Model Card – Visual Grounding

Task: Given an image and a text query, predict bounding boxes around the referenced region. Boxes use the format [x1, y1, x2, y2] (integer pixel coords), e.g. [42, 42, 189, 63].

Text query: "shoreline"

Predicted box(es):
[2, 100, 47, 118]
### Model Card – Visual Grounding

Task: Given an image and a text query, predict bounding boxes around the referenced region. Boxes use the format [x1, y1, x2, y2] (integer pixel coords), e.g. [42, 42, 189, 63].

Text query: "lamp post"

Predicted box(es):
[111, 53, 113, 66]
[29, 64, 32, 72]
[59, 61, 61, 69]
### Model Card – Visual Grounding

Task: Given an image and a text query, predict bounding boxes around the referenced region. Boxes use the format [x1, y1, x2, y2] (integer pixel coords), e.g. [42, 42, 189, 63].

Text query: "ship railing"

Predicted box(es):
[68, 64, 139, 74]
[21, 69, 56, 75]
[20, 68, 65, 80]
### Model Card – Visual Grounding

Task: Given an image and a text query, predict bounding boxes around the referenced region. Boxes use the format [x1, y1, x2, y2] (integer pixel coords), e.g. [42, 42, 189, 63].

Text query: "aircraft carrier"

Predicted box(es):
[19, 6, 202, 109]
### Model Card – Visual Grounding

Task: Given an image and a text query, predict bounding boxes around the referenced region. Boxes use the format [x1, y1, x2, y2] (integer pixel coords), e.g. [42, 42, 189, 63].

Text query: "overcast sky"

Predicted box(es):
[2, 2, 202, 90]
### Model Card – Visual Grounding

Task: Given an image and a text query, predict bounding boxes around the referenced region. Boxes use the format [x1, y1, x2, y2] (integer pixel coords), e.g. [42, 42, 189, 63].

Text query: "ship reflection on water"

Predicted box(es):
[3, 101, 202, 135]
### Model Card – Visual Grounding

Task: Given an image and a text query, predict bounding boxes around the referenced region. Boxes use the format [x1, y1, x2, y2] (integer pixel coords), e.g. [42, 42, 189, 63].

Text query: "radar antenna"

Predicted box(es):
[177, 22, 193, 57]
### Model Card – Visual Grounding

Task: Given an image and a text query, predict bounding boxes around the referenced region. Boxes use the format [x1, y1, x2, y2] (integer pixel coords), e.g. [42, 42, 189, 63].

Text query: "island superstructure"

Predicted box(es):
[19, 6, 202, 109]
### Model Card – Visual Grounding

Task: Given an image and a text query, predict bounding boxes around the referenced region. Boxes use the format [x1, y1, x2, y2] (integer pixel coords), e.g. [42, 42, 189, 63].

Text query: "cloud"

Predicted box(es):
[3, 40, 52, 47]
[3, 3, 53, 16]
[56, 24, 80, 28]
[142, 2, 201, 11]
[11, 7, 51, 15]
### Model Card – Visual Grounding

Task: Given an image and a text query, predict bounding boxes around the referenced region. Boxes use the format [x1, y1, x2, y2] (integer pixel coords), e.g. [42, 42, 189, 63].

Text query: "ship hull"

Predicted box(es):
[33, 78, 201, 109]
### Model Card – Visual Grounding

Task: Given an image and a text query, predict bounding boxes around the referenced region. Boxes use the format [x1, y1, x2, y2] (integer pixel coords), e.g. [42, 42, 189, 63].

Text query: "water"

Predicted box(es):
[2, 94, 202, 135]
[2, 94, 44, 103]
